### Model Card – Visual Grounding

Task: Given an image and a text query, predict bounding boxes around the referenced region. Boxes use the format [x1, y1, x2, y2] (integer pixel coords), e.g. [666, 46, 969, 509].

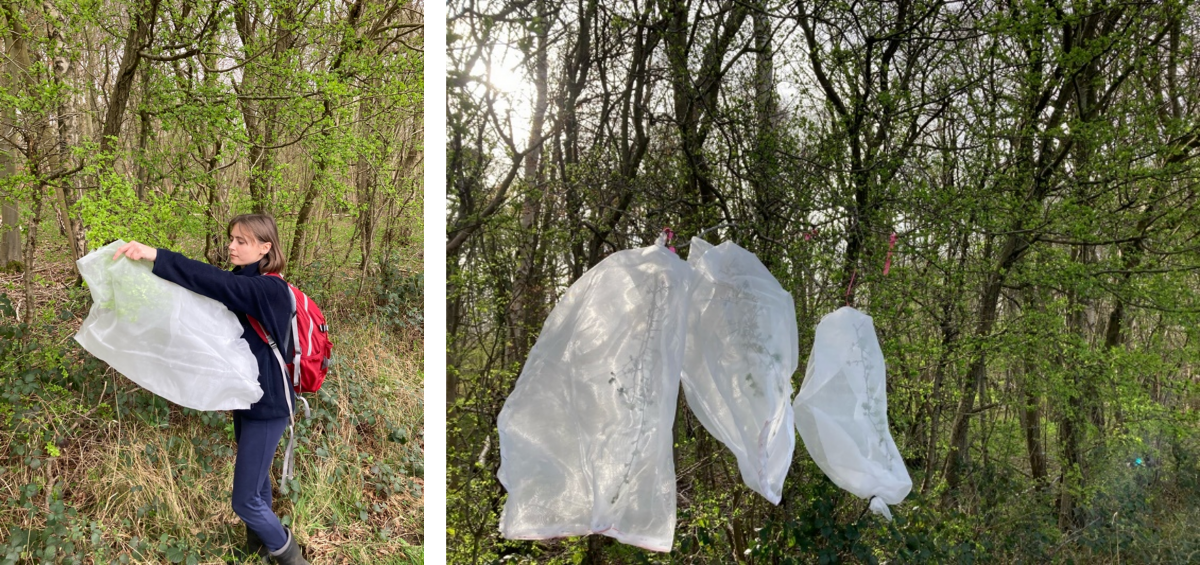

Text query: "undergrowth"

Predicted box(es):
[0, 236, 424, 564]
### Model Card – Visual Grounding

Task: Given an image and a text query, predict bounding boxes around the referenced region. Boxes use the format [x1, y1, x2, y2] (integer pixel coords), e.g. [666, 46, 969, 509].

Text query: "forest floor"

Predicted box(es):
[0, 226, 424, 563]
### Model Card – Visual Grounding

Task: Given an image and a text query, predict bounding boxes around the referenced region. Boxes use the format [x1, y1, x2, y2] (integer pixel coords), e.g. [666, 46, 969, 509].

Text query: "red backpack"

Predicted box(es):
[247, 272, 332, 394]
[247, 273, 332, 481]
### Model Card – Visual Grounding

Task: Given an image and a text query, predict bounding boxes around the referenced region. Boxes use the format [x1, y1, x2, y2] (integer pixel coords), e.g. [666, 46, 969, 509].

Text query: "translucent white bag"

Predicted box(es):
[74, 240, 262, 411]
[792, 306, 911, 519]
[683, 238, 797, 504]
[497, 237, 692, 551]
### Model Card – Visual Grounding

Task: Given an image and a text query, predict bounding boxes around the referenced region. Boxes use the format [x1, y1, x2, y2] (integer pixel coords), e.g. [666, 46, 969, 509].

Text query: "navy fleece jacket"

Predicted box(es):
[151, 249, 296, 420]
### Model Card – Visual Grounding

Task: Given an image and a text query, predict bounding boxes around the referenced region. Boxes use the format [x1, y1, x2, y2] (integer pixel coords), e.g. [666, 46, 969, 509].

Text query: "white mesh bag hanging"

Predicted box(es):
[74, 240, 262, 411]
[792, 306, 911, 519]
[682, 238, 797, 504]
[497, 237, 692, 551]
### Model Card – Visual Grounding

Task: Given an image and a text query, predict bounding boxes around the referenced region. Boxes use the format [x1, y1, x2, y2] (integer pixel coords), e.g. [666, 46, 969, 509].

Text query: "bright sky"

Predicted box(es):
[448, 0, 538, 147]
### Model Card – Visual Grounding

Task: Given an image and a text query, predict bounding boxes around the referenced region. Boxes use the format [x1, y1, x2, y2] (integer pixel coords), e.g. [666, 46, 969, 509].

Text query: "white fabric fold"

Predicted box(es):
[74, 240, 261, 411]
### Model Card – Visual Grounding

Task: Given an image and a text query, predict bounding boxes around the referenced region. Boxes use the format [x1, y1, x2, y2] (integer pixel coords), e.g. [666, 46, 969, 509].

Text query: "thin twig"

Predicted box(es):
[675, 222, 739, 248]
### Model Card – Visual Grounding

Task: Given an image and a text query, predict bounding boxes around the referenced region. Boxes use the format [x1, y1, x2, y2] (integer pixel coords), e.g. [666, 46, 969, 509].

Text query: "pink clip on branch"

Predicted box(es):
[662, 227, 676, 253]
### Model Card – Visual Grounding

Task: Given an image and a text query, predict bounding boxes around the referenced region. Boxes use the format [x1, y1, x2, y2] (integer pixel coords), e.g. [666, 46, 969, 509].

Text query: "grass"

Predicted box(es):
[0, 323, 424, 563]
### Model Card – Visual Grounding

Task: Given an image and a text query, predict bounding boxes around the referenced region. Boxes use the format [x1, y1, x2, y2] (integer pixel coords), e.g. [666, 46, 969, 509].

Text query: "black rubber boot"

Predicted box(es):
[269, 528, 309, 565]
[245, 525, 270, 560]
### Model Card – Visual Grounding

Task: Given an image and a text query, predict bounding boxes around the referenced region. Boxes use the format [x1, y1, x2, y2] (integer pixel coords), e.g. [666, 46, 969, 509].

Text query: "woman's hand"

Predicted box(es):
[113, 241, 158, 262]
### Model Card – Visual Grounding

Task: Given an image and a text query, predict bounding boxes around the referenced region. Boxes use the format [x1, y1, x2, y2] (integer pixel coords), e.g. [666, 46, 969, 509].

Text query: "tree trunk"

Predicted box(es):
[920, 219, 970, 493]
[355, 152, 375, 271]
[1019, 289, 1048, 486]
[0, 197, 17, 271]
[1021, 382, 1048, 485]
[233, 1, 296, 214]
[749, 1, 777, 256]
[1058, 250, 1100, 531]
[353, 84, 386, 274]
[1057, 397, 1082, 530]
[288, 0, 366, 268]
[943, 231, 1030, 497]
[99, 0, 161, 157]
[664, 0, 746, 234]
[21, 166, 43, 324]
[560, 0, 594, 275]
[135, 66, 153, 201]
[582, 535, 609, 565]
[447, 275, 461, 407]
[202, 140, 227, 266]
[20, 185, 41, 326]
[0, 0, 30, 270]
[44, 1, 85, 267]
[505, 0, 549, 363]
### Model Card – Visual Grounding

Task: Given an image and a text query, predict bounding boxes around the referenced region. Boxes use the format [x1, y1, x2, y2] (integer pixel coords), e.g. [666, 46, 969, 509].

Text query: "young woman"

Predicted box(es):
[114, 214, 309, 565]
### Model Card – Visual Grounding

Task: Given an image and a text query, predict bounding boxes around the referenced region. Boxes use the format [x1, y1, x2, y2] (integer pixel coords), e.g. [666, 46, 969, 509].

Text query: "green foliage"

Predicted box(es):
[2, 482, 108, 565]
[77, 173, 205, 251]
[376, 257, 424, 335]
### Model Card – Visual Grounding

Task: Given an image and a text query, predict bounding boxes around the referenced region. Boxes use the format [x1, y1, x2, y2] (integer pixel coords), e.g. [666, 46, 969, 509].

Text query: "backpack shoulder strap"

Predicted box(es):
[247, 316, 270, 345]
[247, 272, 293, 345]
[264, 272, 304, 387]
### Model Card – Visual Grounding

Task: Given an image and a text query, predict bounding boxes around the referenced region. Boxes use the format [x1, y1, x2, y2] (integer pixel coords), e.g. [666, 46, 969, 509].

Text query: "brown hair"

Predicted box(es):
[227, 213, 286, 274]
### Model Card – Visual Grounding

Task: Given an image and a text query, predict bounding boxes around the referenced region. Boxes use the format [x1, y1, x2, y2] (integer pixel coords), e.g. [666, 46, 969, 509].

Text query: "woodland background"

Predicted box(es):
[447, 0, 1200, 563]
[0, 0, 424, 562]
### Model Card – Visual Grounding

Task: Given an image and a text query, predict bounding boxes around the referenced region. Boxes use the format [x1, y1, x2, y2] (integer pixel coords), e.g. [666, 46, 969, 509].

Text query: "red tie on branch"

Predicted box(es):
[663, 228, 676, 253]
[847, 232, 896, 306]
[883, 232, 897, 276]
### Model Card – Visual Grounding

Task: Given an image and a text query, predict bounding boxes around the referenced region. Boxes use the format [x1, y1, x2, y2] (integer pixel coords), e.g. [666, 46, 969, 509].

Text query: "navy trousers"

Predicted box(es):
[232, 413, 289, 551]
